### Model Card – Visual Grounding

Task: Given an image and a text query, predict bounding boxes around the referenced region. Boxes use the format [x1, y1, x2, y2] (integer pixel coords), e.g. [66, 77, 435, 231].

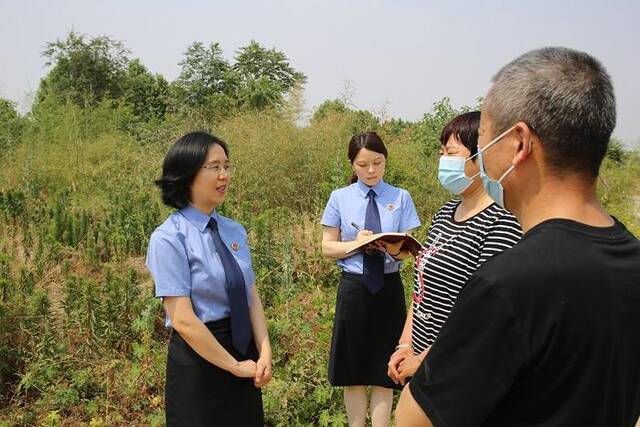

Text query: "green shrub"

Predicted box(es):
[0, 95, 637, 425]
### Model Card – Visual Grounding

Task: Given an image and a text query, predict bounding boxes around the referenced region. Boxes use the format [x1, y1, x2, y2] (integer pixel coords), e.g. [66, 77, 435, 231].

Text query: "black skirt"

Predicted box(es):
[165, 318, 263, 427]
[328, 271, 406, 389]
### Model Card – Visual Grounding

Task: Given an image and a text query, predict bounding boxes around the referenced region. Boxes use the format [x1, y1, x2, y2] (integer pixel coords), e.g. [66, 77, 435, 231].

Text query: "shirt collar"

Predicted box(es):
[356, 178, 386, 198]
[181, 205, 219, 232]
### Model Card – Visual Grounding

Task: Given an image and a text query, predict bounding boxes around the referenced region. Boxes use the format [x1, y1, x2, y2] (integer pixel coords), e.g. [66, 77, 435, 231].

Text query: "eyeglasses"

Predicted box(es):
[202, 162, 234, 176]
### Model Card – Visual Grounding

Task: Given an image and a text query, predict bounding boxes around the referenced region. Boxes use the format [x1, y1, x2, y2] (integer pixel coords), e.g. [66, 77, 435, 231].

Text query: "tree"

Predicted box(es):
[412, 97, 472, 156]
[39, 31, 130, 105]
[172, 40, 306, 114]
[606, 138, 627, 164]
[382, 118, 415, 138]
[233, 40, 306, 110]
[172, 42, 236, 110]
[122, 59, 170, 121]
[311, 99, 349, 122]
[348, 110, 380, 134]
[0, 98, 25, 151]
[311, 99, 379, 133]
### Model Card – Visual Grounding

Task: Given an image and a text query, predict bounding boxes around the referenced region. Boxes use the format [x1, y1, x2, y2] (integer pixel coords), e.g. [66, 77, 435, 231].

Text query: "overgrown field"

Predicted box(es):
[1, 99, 638, 426]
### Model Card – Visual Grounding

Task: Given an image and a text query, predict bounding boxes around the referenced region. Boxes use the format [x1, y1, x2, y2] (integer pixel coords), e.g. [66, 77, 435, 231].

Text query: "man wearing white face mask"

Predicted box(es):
[396, 47, 640, 427]
[387, 112, 521, 387]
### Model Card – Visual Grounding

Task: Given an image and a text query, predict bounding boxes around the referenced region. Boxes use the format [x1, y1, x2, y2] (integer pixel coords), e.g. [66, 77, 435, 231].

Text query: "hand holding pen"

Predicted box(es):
[351, 222, 385, 253]
[351, 222, 372, 241]
[351, 222, 406, 258]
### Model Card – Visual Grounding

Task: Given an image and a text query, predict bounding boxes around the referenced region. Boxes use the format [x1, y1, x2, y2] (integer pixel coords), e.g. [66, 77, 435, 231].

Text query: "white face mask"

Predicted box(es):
[477, 125, 518, 208]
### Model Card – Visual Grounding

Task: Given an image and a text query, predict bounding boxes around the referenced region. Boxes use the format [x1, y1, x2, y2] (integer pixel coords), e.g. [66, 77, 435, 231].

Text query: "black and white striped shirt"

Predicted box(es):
[411, 200, 522, 354]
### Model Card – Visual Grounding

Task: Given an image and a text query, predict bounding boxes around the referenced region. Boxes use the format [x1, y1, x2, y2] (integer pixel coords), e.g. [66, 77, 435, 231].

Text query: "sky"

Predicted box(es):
[1, 0, 639, 145]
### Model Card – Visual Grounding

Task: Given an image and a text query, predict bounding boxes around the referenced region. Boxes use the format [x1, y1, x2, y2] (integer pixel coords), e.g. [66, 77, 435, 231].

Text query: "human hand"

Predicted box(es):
[231, 359, 258, 378]
[365, 239, 387, 254]
[357, 229, 374, 242]
[254, 355, 272, 388]
[382, 240, 404, 257]
[397, 354, 422, 385]
[387, 346, 413, 384]
[397, 347, 431, 385]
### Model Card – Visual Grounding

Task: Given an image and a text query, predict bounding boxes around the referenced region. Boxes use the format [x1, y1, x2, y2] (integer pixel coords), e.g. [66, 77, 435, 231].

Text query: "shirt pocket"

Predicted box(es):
[381, 199, 402, 232]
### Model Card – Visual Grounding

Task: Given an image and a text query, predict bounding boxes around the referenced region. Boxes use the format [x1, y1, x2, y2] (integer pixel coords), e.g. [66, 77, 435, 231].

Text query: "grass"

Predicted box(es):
[0, 100, 638, 426]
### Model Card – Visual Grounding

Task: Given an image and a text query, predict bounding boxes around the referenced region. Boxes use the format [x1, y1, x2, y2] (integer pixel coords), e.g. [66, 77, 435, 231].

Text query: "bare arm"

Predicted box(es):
[389, 301, 415, 383]
[382, 230, 417, 260]
[387, 245, 413, 260]
[398, 300, 414, 345]
[249, 286, 271, 359]
[164, 296, 256, 377]
[322, 226, 373, 259]
[395, 385, 434, 427]
[249, 285, 273, 387]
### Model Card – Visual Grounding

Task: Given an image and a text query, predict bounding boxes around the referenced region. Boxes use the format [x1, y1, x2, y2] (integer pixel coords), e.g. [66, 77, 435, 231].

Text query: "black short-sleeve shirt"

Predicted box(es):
[409, 218, 640, 427]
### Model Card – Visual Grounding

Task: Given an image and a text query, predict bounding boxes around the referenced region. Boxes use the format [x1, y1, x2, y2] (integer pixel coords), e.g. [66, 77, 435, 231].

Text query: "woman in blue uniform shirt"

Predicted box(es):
[321, 132, 421, 427]
[146, 131, 271, 427]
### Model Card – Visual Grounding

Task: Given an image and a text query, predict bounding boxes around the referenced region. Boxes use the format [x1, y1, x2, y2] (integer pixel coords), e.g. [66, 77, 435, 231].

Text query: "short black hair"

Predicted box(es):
[155, 131, 229, 209]
[440, 111, 481, 159]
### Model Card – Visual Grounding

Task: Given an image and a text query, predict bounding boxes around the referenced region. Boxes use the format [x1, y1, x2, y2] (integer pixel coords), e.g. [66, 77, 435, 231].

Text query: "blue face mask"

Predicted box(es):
[438, 156, 480, 195]
[477, 125, 518, 208]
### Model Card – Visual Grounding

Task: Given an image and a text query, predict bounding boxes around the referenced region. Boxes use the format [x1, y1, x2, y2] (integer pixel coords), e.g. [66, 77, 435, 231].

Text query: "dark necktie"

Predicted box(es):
[207, 218, 252, 355]
[363, 189, 384, 294]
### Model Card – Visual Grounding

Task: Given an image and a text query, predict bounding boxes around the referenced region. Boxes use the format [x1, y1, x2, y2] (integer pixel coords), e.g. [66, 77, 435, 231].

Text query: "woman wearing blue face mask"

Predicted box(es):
[387, 111, 523, 386]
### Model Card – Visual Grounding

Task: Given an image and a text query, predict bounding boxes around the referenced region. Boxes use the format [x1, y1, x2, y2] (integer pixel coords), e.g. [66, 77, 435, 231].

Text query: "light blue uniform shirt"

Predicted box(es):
[321, 179, 421, 274]
[146, 206, 255, 327]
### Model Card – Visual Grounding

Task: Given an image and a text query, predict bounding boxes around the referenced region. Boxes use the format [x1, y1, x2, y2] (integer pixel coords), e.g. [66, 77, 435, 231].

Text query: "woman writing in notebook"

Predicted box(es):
[321, 131, 421, 427]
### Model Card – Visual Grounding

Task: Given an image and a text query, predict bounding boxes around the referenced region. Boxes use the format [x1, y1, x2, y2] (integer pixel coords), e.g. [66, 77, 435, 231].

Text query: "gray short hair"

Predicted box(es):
[484, 47, 616, 177]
